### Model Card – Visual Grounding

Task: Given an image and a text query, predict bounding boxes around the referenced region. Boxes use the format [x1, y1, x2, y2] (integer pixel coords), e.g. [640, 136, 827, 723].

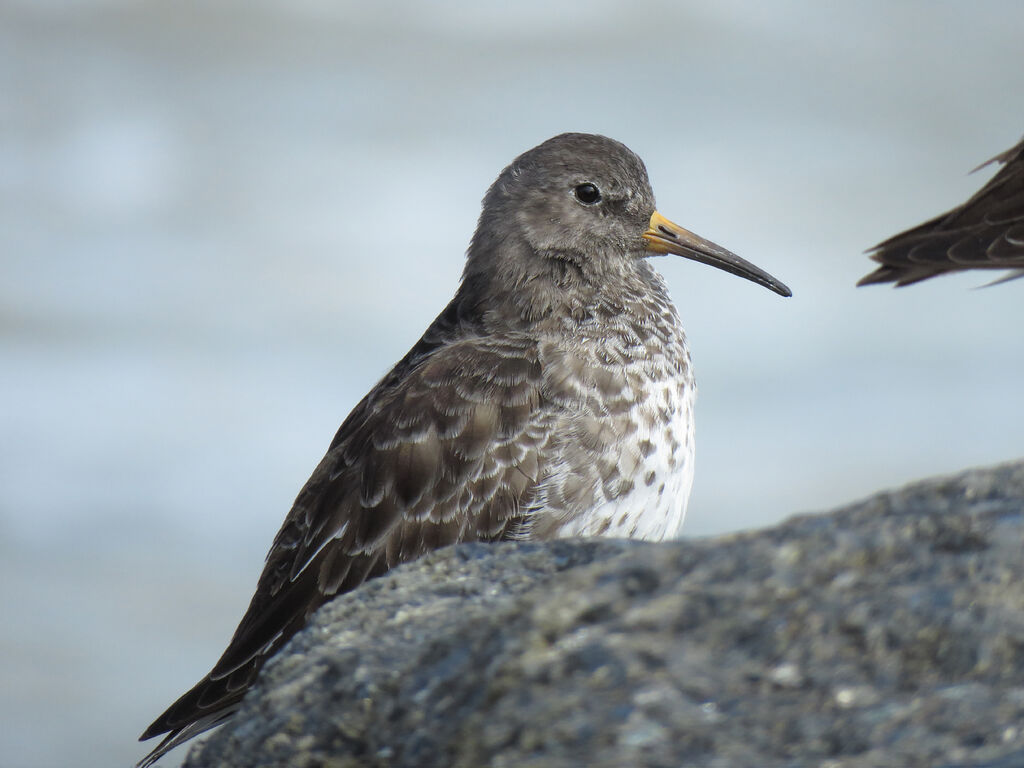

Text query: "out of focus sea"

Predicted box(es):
[2, 2, 1022, 765]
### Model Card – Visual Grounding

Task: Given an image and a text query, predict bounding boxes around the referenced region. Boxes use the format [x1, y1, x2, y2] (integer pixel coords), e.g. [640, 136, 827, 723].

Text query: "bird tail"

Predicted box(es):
[136, 706, 239, 767]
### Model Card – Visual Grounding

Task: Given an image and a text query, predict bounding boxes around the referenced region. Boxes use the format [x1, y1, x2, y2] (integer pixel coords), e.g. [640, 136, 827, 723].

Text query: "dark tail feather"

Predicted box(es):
[137, 706, 240, 767]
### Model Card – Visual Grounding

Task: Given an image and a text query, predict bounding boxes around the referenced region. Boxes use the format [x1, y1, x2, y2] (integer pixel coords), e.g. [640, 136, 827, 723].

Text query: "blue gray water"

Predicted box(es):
[3, 2, 1023, 765]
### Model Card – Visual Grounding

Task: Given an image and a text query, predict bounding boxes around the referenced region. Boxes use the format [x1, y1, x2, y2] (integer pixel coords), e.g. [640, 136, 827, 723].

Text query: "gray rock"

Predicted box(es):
[185, 460, 1024, 768]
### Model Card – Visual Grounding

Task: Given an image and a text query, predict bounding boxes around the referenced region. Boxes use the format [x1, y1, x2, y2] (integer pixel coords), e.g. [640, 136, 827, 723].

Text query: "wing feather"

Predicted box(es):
[860, 136, 1024, 286]
[138, 315, 550, 765]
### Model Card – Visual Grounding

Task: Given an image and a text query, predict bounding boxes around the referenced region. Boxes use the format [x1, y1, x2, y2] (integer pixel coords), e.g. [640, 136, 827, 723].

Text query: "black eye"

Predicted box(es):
[573, 183, 602, 205]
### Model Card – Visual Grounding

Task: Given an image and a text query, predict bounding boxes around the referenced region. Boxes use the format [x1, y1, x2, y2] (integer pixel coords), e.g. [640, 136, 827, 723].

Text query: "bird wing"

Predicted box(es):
[860, 136, 1024, 286]
[138, 325, 551, 764]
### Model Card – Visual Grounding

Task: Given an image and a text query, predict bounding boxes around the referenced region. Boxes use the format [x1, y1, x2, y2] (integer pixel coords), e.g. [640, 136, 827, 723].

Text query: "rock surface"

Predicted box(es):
[185, 460, 1024, 768]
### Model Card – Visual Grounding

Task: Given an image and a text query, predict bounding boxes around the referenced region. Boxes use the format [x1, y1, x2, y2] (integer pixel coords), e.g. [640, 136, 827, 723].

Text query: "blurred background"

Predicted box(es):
[2, 1, 1023, 765]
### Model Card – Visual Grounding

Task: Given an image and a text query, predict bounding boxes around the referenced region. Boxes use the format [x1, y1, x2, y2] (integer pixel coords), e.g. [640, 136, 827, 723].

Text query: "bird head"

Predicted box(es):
[463, 133, 790, 318]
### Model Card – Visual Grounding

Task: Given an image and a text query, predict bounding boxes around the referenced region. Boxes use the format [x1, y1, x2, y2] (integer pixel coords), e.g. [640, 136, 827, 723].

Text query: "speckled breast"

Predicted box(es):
[530, 300, 696, 542]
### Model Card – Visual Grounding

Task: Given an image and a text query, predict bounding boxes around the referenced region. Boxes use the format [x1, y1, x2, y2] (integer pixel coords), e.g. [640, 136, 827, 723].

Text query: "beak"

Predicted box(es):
[642, 211, 792, 297]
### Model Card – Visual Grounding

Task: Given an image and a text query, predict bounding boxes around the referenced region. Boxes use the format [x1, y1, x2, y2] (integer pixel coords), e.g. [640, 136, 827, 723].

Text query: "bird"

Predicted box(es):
[138, 132, 791, 766]
[859, 134, 1024, 287]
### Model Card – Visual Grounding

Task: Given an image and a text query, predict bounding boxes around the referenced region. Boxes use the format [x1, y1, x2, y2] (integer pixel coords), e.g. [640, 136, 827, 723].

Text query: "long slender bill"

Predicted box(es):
[642, 211, 791, 297]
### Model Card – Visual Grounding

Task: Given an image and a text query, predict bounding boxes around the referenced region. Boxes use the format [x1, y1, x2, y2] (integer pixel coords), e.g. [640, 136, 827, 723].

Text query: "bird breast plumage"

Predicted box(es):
[528, 288, 696, 542]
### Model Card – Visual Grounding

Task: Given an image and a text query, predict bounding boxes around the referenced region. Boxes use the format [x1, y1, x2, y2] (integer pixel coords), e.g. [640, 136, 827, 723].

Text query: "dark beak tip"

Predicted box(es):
[644, 211, 792, 299]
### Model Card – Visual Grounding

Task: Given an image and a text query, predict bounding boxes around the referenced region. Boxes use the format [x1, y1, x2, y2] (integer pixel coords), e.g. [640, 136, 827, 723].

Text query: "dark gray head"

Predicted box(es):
[470, 133, 656, 271]
[462, 133, 790, 317]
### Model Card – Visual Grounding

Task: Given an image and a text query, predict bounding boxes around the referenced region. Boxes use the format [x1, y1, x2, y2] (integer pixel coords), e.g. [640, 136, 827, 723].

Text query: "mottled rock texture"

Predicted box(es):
[185, 460, 1024, 768]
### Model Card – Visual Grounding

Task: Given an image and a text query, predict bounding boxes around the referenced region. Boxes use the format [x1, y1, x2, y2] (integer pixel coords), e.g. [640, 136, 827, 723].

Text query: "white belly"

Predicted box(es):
[550, 370, 696, 542]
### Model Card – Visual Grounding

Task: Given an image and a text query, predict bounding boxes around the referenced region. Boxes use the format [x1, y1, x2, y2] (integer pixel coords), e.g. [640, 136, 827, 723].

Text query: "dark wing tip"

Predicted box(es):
[861, 134, 1024, 288]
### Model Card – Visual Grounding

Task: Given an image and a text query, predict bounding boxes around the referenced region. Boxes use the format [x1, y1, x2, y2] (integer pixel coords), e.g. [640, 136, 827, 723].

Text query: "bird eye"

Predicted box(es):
[573, 183, 602, 205]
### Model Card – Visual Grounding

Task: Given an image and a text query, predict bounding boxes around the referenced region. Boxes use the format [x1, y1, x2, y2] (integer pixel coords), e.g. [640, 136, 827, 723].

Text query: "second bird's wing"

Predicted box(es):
[860, 136, 1024, 287]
